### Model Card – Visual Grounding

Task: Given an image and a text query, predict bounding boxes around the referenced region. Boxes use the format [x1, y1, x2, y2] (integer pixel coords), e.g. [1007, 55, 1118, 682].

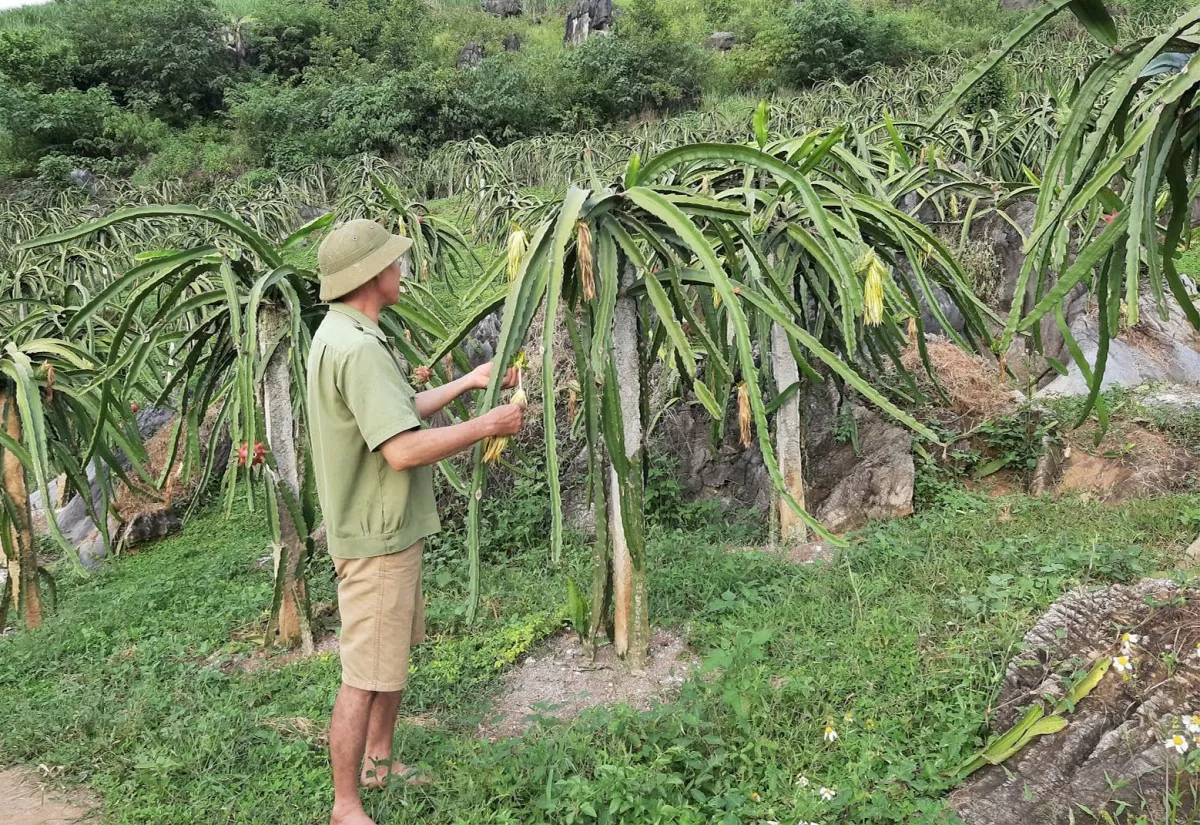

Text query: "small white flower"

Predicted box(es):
[1120, 632, 1142, 654]
[1167, 734, 1189, 755]
[796, 775, 810, 788]
[843, 711, 854, 724]
[823, 725, 838, 743]
[764, 821, 779, 825]
[819, 786, 837, 802]
[1113, 655, 1132, 674]
[1185, 715, 1200, 735]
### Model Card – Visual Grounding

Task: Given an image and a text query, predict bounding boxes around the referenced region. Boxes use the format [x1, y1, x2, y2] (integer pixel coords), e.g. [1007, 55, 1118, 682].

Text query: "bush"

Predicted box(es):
[960, 60, 1014, 113]
[246, 0, 327, 79]
[63, 0, 230, 122]
[0, 81, 121, 162]
[323, 69, 464, 155]
[130, 125, 248, 184]
[777, 0, 913, 88]
[226, 79, 334, 168]
[453, 53, 569, 143]
[0, 28, 72, 91]
[565, 2, 709, 125]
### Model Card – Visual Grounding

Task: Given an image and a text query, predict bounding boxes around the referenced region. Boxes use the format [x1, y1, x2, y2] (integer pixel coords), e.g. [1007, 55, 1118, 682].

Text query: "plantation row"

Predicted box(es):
[2, 1, 1199, 671]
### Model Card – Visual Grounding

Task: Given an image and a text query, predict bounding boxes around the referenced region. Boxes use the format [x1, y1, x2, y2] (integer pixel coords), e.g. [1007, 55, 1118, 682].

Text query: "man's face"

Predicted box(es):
[378, 256, 408, 305]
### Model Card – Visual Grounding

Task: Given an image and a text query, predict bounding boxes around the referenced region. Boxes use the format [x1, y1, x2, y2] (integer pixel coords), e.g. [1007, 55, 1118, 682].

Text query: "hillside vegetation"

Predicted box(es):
[0, 0, 1169, 185]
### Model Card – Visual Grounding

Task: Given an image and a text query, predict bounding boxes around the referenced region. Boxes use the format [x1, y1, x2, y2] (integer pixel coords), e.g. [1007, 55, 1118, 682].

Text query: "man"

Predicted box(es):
[308, 219, 524, 825]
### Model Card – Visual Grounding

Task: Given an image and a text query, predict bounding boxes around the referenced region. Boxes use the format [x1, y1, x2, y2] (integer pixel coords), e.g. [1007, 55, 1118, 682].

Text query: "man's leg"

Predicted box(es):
[330, 683, 377, 825]
[361, 689, 403, 788]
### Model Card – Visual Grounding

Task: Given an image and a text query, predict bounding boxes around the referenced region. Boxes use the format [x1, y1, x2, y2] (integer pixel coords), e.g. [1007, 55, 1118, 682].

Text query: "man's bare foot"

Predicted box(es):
[330, 801, 376, 825]
[361, 759, 432, 789]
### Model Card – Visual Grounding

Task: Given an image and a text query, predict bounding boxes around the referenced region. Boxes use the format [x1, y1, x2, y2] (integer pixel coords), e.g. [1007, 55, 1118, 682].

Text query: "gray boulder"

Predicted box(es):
[565, 0, 613, 45]
[803, 382, 914, 534]
[1038, 289, 1200, 397]
[482, 0, 522, 16]
[705, 31, 736, 51]
[458, 42, 485, 69]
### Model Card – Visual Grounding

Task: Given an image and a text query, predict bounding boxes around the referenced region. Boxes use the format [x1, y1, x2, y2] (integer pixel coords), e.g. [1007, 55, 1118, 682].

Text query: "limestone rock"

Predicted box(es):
[458, 42, 485, 69]
[1038, 290, 1200, 398]
[804, 386, 915, 534]
[950, 579, 1200, 825]
[565, 0, 613, 45]
[705, 31, 736, 51]
[482, 0, 522, 17]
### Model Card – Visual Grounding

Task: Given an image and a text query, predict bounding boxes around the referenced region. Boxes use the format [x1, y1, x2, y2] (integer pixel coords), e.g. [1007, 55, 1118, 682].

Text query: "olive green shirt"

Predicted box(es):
[307, 302, 440, 559]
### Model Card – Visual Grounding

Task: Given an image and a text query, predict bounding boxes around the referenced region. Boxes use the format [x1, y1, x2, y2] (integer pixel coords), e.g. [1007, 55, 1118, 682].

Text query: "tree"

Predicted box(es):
[0, 282, 153, 630]
[63, 0, 230, 122]
[18, 187, 485, 647]
[440, 128, 994, 665]
[931, 0, 1197, 420]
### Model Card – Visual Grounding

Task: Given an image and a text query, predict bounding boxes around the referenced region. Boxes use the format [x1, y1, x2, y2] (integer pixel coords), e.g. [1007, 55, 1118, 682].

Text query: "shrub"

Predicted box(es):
[777, 0, 913, 88]
[0, 28, 72, 91]
[130, 125, 248, 184]
[62, 0, 230, 122]
[564, 2, 709, 125]
[0, 81, 121, 161]
[226, 78, 334, 168]
[960, 60, 1014, 113]
[246, 0, 327, 79]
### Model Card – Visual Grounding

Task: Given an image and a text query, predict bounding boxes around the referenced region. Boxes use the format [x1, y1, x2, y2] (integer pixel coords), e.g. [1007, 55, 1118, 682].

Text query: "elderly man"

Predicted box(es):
[308, 219, 524, 825]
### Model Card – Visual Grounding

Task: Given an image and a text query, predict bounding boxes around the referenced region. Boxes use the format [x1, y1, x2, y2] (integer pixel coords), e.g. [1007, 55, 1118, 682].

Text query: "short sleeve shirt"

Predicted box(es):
[306, 302, 441, 559]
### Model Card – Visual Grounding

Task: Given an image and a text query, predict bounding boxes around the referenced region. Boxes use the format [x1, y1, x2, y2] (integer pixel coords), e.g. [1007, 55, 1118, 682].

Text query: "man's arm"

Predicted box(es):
[414, 362, 517, 419]
[414, 373, 479, 420]
[379, 403, 524, 472]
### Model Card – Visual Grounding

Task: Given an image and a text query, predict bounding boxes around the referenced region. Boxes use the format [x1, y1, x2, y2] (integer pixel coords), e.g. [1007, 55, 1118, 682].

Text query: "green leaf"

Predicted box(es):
[753, 100, 770, 149]
[1067, 0, 1118, 48]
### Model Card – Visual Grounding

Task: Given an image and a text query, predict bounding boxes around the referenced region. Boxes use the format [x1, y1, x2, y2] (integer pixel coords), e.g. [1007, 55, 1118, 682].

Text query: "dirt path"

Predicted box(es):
[0, 767, 100, 825]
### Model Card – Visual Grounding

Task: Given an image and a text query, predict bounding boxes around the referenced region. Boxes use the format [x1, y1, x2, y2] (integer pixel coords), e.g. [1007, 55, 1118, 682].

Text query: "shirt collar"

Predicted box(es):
[329, 302, 387, 342]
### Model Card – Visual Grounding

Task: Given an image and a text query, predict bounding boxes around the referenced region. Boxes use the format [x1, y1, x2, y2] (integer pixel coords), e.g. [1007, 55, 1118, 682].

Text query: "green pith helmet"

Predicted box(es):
[317, 218, 413, 302]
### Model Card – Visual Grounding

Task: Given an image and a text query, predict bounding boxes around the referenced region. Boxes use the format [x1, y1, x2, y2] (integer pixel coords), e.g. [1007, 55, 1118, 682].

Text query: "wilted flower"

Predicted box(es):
[843, 712, 854, 724]
[824, 725, 838, 743]
[854, 249, 887, 327]
[1121, 632, 1141, 654]
[750, 792, 761, 803]
[796, 776, 810, 788]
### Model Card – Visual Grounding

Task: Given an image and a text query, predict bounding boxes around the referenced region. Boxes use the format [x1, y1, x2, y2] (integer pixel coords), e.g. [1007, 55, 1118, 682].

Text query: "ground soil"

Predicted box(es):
[0, 766, 100, 825]
[477, 628, 698, 741]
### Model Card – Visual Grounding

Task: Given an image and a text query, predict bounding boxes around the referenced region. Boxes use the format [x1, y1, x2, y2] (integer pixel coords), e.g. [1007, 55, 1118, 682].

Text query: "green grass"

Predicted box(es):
[2, 485, 1199, 823]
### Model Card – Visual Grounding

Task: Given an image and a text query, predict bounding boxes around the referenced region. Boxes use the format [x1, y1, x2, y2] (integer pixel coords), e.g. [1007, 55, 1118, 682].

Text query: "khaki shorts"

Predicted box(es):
[333, 541, 425, 692]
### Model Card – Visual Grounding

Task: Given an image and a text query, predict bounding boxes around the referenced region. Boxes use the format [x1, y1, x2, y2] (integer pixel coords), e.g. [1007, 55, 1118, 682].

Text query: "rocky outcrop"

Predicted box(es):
[457, 42, 485, 69]
[657, 400, 772, 515]
[951, 579, 1200, 825]
[803, 382, 914, 534]
[705, 31, 736, 51]
[565, 0, 613, 45]
[31, 406, 230, 567]
[482, 0, 522, 17]
[1038, 289, 1200, 397]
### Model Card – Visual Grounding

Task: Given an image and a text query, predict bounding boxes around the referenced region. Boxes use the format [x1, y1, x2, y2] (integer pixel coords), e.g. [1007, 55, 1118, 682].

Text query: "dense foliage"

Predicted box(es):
[1, 0, 1142, 183]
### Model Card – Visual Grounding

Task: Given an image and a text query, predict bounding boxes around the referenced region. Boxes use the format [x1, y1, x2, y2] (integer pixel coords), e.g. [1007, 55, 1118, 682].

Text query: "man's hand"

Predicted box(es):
[484, 403, 525, 437]
[469, 362, 519, 391]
